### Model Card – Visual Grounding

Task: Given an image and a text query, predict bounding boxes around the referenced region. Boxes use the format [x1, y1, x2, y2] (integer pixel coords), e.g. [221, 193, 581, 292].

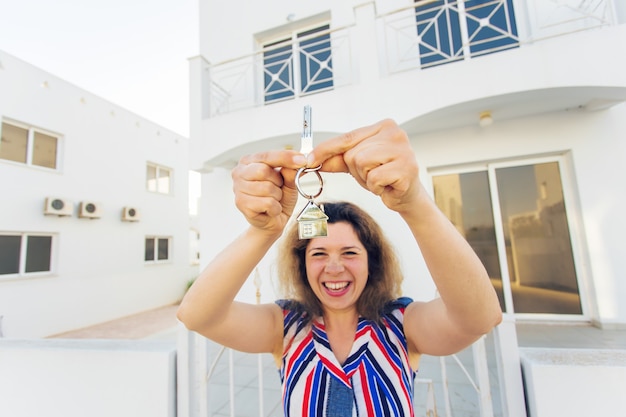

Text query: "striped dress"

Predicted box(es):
[276, 297, 416, 417]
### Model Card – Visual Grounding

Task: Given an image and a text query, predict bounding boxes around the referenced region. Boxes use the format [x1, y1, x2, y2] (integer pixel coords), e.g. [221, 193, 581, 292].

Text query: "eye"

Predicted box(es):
[344, 249, 363, 257]
[310, 251, 326, 257]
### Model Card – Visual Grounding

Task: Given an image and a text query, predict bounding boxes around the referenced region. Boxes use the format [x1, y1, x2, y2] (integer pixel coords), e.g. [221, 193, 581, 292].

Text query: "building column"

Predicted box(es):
[353, 2, 380, 84]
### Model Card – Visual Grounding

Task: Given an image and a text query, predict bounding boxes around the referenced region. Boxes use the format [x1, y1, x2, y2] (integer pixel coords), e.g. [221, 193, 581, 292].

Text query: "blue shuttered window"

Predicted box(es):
[264, 25, 333, 103]
[415, 0, 518, 68]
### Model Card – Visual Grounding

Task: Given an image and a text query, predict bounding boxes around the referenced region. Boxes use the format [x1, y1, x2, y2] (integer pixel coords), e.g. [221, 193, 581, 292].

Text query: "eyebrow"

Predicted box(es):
[307, 245, 364, 253]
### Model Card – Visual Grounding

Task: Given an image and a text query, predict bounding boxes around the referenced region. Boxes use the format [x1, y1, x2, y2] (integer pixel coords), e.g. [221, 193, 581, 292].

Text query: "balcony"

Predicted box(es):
[206, 25, 353, 116]
[197, 0, 619, 119]
[188, 0, 626, 171]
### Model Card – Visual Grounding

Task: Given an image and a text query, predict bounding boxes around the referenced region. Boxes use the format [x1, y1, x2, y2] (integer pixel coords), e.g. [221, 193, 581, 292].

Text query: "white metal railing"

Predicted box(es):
[178, 322, 526, 417]
[527, 0, 616, 38]
[204, 346, 269, 417]
[206, 26, 353, 117]
[380, 0, 616, 74]
[381, 0, 520, 74]
[439, 337, 494, 417]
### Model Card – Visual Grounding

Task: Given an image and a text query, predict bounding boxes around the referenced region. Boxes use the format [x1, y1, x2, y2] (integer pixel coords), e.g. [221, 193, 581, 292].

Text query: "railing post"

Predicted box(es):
[177, 323, 210, 417]
[188, 55, 212, 122]
[177, 322, 191, 417]
[353, 2, 380, 83]
[493, 315, 528, 417]
[472, 336, 494, 417]
[611, 0, 625, 23]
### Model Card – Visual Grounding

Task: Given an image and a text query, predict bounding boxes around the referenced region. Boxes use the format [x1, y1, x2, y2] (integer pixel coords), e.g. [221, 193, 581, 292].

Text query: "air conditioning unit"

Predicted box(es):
[44, 197, 73, 216]
[121, 206, 140, 222]
[78, 201, 102, 219]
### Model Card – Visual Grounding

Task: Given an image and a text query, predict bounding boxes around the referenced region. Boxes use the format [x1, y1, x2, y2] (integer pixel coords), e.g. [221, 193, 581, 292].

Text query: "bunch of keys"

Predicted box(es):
[295, 105, 328, 239]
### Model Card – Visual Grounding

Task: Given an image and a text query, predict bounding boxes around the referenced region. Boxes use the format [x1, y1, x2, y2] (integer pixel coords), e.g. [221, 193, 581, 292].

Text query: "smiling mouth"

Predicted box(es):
[323, 282, 350, 291]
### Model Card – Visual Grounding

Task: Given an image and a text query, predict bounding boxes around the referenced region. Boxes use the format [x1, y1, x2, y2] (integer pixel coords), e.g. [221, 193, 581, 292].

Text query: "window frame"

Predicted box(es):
[428, 153, 590, 322]
[260, 23, 334, 103]
[0, 232, 56, 280]
[146, 162, 173, 195]
[144, 236, 172, 264]
[0, 119, 61, 171]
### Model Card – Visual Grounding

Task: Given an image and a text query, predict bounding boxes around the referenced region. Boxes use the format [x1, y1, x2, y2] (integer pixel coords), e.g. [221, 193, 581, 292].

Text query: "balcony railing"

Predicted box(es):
[526, 0, 615, 37]
[381, 0, 521, 73]
[380, 0, 616, 74]
[207, 26, 353, 117]
[177, 319, 524, 417]
[201, 0, 617, 118]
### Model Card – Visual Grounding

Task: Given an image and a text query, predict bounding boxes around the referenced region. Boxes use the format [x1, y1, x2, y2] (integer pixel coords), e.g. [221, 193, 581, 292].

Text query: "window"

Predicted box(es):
[0, 233, 54, 277]
[0, 120, 59, 169]
[146, 163, 171, 194]
[415, 0, 519, 68]
[263, 24, 333, 103]
[432, 157, 583, 317]
[145, 237, 171, 262]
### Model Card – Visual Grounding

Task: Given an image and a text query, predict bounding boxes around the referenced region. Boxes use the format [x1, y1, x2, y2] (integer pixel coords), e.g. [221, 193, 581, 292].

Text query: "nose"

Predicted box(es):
[324, 256, 344, 274]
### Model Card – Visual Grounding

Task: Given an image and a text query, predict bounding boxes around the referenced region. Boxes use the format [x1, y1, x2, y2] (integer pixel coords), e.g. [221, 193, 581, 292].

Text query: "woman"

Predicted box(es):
[177, 119, 502, 416]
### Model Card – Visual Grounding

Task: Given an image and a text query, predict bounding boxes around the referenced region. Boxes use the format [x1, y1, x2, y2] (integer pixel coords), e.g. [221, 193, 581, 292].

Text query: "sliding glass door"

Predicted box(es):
[432, 157, 583, 316]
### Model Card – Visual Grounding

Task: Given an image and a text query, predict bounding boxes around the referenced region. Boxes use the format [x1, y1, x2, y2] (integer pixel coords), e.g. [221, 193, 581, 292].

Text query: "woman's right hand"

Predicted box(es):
[232, 150, 306, 235]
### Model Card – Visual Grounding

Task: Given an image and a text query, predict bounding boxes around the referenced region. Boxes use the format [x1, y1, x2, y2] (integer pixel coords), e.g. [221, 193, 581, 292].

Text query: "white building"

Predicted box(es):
[3, 0, 625, 415]
[185, 0, 626, 415]
[0, 50, 197, 338]
[192, 0, 626, 327]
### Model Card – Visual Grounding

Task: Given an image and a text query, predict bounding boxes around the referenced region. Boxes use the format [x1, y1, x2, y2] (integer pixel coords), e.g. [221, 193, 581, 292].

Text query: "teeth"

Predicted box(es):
[324, 282, 349, 291]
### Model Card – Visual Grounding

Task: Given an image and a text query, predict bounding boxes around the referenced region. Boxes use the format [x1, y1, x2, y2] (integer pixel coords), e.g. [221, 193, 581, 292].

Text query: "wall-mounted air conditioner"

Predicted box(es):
[78, 201, 102, 219]
[44, 197, 73, 216]
[121, 206, 140, 222]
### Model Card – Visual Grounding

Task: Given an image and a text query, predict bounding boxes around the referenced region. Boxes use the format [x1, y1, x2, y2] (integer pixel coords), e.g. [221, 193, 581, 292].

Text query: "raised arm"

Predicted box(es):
[176, 150, 306, 356]
[308, 119, 502, 356]
[399, 183, 503, 356]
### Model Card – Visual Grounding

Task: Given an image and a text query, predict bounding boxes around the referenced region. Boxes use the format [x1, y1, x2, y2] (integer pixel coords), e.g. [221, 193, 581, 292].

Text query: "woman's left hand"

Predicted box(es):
[307, 119, 421, 213]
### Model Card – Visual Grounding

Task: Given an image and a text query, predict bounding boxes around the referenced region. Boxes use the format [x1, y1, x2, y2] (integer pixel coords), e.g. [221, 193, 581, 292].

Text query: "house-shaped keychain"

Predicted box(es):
[296, 200, 328, 239]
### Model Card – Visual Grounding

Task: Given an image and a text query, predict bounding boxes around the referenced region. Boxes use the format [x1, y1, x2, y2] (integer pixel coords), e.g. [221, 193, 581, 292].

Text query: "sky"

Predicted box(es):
[0, 0, 201, 212]
[0, 0, 198, 137]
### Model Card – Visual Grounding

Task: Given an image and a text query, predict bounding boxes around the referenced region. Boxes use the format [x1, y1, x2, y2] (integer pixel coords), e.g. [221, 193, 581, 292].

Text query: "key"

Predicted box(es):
[295, 105, 328, 239]
[300, 105, 313, 157]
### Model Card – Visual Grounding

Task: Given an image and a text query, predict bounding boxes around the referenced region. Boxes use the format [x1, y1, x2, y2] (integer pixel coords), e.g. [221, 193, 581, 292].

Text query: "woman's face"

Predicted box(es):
[305, 221, 369, 315]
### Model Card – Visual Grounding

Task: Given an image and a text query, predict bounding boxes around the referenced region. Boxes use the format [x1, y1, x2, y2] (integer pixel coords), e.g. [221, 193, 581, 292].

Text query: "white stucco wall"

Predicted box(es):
[0, 51, 197, 338]
[414, 105, 626, 327]
[0, 339, 176, 417]
[520, 348, 626, 417]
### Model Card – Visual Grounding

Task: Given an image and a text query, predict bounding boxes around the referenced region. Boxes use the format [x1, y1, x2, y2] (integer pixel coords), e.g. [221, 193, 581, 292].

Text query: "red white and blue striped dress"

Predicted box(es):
[276, 297, 416, 417]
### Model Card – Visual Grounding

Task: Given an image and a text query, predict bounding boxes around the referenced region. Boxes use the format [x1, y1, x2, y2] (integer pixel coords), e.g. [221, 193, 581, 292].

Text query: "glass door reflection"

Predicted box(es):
[433, 160, 582, 316]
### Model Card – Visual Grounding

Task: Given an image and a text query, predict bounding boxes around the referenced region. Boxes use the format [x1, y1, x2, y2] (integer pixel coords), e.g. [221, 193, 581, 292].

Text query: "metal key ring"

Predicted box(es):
[295, 166, 323, 200]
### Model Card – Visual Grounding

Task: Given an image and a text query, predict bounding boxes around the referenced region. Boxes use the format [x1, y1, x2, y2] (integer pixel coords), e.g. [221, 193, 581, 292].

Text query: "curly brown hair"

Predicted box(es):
[276, 201, 404, 322]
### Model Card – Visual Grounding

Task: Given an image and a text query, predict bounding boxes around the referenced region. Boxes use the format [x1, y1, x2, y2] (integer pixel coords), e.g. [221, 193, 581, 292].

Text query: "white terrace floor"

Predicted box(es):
[52, 305, 626, 417]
